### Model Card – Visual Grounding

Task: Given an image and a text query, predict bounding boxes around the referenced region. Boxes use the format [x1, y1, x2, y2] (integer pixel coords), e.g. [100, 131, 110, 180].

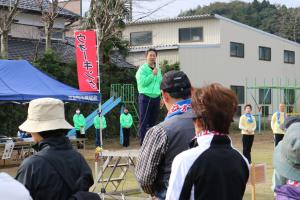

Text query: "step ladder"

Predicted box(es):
[93, 150, 140, 193]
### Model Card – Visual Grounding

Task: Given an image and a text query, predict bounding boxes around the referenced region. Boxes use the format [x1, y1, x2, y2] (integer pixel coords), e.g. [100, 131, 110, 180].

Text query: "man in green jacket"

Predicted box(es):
[136, 48, 162, 145]
[93, 110, 107, 147]
[73, 108, 86, 149]
[120, 107, 133, 147]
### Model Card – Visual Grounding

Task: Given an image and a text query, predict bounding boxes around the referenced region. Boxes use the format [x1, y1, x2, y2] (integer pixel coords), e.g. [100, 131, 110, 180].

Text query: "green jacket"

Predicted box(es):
[135, 63, 162, 98]
[73, 114, 86, 131]
[93, 115, 107, 129]
[120, 113, 133, 128]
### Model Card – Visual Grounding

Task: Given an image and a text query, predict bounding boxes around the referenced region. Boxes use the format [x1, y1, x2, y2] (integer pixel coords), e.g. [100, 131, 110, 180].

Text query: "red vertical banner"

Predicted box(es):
[75, 30, 98, 92]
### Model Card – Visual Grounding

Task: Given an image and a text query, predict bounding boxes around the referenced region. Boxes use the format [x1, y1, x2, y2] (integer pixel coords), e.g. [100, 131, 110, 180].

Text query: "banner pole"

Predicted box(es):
[96, 29, 102, 148]
[96, 28, 106, 199]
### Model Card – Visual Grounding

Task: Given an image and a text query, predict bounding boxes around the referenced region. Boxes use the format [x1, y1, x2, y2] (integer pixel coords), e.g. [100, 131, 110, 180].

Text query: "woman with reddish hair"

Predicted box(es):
[166, 83, 249, 200]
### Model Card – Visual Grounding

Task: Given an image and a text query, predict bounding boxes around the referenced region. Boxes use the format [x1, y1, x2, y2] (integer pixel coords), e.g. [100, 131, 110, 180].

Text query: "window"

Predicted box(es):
[234, 106, 242, 117]
[52, 31, 63, 39]
[230, 85, 245, 104]
[261, 106, 269, 117]
[259, 89, 271, 104]
[259, 46, 271, 61]
[179, 27, 203, 43]
[130, 31, 152, 46]
[284, 89, 295, 105]
[40, 29, 64, 39]
[230, 42, 244, 58]
[284, 50, 295, 64]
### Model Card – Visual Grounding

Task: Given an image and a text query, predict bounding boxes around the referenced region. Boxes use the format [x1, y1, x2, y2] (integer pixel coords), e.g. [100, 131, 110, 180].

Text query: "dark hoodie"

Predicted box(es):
[16, 136, 94, 200]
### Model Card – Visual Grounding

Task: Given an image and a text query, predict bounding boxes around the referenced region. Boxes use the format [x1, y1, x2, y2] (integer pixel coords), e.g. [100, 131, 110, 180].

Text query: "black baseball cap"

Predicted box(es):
[160, 70, 191, 98]
[284, 116, 300, 129]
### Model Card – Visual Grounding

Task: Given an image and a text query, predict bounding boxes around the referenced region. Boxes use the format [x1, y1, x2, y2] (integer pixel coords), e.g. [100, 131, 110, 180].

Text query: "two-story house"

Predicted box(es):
[123, 14, 300, 115]
[0, 0, 80, 62]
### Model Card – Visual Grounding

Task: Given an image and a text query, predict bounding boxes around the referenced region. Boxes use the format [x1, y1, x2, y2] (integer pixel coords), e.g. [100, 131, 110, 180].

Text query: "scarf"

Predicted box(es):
[245, 113, 254, 123]
[165, 99, 191, 121]
[277, 112, 286, 125]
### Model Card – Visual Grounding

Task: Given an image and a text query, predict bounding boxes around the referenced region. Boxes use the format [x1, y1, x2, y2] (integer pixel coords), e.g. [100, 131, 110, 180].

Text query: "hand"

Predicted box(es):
[153, 68, 158, 75]
[280, 124, 285, 130]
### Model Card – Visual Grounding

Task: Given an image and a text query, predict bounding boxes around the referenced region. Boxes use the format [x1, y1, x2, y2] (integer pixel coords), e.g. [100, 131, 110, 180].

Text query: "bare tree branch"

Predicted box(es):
[0, 0, 20, 58]
[36, 0, 72, 51]
[85, 0, 129, 65]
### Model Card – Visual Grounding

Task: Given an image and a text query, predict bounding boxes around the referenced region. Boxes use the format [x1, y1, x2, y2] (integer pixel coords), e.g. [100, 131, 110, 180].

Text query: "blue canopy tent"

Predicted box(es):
[0, 60, 100, 103]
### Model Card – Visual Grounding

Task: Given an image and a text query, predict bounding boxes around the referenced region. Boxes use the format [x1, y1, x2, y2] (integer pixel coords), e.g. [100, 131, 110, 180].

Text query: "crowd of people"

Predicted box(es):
[72, 106, 133, 148]
[135, 48, 300, 200]
[2, 48, 300, 200]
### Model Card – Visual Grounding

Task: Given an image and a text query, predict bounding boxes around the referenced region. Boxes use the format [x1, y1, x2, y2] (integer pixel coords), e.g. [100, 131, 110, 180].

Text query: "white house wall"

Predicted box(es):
[14, 13, 65, 28]
[123, 18, 221, 47]
[220, 18, 300, 86]
[10, 24, 41, 39]
[127, 49, 179, 67]
[179, 18, 300, 114]
[10, 13, 66, 39]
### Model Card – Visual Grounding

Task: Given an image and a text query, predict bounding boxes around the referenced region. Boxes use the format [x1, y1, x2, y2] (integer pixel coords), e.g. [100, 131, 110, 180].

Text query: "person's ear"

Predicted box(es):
[193, 118, 203, 134]
[191, 87, 195, 96]
[161, 90, 169, 102]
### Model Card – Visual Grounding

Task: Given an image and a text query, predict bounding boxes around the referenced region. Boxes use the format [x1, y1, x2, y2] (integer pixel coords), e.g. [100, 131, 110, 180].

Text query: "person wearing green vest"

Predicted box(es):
[120, 107, 133, 147]
[93, 110, 107, 147]
[73, 108, 86, 149]
[136, 48, 162, 145]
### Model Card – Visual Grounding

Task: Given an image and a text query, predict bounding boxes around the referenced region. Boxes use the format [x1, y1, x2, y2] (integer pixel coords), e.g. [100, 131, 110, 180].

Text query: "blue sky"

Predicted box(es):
[82, 0, 300, 19]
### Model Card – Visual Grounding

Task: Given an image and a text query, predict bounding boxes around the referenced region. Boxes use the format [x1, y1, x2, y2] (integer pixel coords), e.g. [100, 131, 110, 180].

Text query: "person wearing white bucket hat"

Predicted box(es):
[15, 98, 99, 200]
[273, 122, 300, 199]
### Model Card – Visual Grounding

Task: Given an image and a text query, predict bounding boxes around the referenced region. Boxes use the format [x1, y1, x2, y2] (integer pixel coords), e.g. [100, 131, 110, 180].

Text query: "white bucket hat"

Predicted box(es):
[19, 98, 73, 133]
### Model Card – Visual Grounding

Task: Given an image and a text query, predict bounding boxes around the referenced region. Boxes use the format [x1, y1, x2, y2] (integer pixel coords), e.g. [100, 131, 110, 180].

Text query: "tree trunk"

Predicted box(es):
[45, 21, 54, 51]
[1, 30, 9, 59]
[45, 25, 51, 51]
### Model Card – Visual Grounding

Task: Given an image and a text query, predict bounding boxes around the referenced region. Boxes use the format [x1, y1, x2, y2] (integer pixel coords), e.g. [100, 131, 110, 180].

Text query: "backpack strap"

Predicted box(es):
[35, 154, 76, 193]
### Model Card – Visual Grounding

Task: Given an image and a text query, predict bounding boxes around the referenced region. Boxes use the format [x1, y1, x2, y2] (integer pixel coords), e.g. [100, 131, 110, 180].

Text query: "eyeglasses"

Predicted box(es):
[192, 116, 202, 121]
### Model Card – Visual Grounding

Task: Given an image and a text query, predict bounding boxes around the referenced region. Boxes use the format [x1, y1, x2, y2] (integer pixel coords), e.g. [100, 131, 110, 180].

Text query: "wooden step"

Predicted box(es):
[100, 177, 124, 183]
[108, 163, 129, 167]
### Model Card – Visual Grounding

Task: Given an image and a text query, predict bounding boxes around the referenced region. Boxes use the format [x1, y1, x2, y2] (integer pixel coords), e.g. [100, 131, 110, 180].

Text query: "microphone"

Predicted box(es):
[151, 62, 156, 70]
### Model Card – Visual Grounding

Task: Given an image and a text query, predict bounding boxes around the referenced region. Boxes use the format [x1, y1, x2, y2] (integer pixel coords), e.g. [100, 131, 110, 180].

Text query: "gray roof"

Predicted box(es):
[0, 0, 80, 19]
[126, 14, 214, 26]
[7, 37, 75, 63]
[5, 36, 135, 68]
[129, 44, 178, 52]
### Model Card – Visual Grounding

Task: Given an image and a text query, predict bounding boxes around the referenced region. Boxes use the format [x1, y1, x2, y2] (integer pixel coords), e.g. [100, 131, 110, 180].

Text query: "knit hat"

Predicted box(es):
[273, 122, 300, 181]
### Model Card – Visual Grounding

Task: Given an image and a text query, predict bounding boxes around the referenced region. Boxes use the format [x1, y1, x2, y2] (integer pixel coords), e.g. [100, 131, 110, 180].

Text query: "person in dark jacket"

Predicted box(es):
[15, 98, 98, 200]
[166, 83, 249, 200]
[135, 71, 195, 200]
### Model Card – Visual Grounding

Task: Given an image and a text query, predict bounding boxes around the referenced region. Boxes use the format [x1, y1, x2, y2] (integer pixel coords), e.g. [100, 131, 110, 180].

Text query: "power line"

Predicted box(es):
[132, 0, 178, 22]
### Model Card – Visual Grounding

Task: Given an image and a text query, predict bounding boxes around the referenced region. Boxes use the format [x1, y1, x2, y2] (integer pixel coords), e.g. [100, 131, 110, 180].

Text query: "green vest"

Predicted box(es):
[73, 114, 85, 130]
[120, 113, 133, 128]
[93, 115, 107, 129]
[135, 63, 162, 98]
